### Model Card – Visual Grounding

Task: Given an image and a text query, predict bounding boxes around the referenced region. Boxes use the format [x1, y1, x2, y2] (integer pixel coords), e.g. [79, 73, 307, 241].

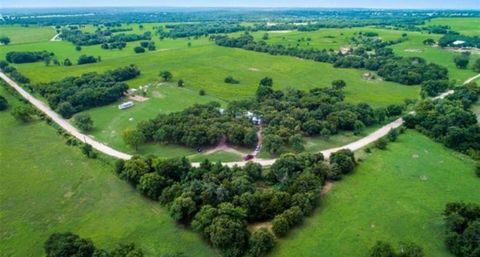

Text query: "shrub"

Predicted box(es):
[476, 165, 480, 178]
[247, 228, 275, 257]
[77, 55, 97, 65]
[44, 232, 95, 257]
[11, 106, 33, 122]
[0, 95, 8, 111]
[375, 138, 388, 150]
[134, 46, 146, 53]
[369, 241, 396, 257]
[199, 89, 206, 96]
[272, 215, 289, 237]
[73, 113, 93, 132]
[225, 75, 240, 84]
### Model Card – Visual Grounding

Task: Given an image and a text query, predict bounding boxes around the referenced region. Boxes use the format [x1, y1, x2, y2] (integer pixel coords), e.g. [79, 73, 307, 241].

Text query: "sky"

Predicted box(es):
[1, 0, 480, 9]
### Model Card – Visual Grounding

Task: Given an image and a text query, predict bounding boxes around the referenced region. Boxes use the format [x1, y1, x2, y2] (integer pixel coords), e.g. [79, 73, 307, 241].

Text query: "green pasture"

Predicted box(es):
[271, 131, 480, 257]
[0, 25, 56, 44]
[391, 32, 480, 83]
[0, 84, 217, 257]
[423, 17, 480, 36]
[0, 40, 419, 106]
[250, 27, 410, 50]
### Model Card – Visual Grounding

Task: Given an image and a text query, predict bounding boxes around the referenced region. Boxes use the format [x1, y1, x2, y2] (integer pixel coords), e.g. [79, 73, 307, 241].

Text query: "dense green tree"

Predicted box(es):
[44, 232, 95, 257]
[247, 228, 275, 257]
[177, 79, 184, 87]
[0, 95, 8, 111]
[73, 113, 94, 131]
[369, 241, 397, 257]
[398, 242, 424, 257]
[134, 46, 145, 53]
[169, 195, 197, 223]
[272, 215, 289, 237]
[0, 36, 10, 45]
[137, 172, 167, 200]
[11, 106, 33, 122]
[375, 138, 388, 149]
[121, 156, 150, 184]
[329, 149, 355, 174]
[159, 70, 173, 81]
[122, 129, 145, 150]
[331, 80, 346, 89]
[109, 243, 144, 257]
[454, 53, 470, 69]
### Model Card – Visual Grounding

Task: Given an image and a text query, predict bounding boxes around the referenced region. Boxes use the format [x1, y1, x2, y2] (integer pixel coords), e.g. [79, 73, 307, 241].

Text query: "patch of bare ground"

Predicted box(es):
[128, 95, 149, 102]
[321, 181, 334, 195]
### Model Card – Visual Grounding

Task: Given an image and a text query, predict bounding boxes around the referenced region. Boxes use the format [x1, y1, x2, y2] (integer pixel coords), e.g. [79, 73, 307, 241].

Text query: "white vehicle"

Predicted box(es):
[118, 101, 134, 110]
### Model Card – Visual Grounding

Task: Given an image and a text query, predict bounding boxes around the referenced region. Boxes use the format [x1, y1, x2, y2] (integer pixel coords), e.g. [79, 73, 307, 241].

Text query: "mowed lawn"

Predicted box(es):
[0, 85, 217, 257]
[271, 131, 479, 257]
[0, 25, 56, 44]
[423, 17, 480, 36]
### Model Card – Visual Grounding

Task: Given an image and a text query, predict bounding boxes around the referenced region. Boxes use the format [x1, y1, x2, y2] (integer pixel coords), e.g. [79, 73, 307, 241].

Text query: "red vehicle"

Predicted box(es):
[243, 154, 254, 161]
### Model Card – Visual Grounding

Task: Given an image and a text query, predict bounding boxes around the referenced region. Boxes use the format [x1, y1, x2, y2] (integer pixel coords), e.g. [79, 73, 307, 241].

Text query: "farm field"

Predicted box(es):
[249, 27, 411, 50]
[271, 131, 480, 257]
[0, 36, 419, 106]
[0, 84, 216, 257]
[423, 17, 480, 36]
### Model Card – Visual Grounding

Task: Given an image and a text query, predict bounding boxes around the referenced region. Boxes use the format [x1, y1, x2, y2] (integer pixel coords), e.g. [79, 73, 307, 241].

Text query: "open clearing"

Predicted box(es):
[423, 17, 480, 36]
[0, 84, 216, 257]
[271, 131, 480, 257]
[0, 25, 56, 44]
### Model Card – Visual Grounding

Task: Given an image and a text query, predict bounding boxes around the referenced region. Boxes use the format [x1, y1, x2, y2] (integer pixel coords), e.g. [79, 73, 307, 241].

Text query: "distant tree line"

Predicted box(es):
[213, 33, 448, 86]
[443, 202, 480, 257]
[114, 149, 357, 257]
[60, 26, 151, 46]
[157, 22, 245, 39]
[5, 51, 54, 64]
[404, 82, 480, 159]
[35, 65, 140, 118]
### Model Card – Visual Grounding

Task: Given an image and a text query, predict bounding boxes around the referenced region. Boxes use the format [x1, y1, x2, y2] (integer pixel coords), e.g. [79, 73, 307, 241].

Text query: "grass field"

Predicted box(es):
[271, 131, 480, 257]
[0, 84, 217, 257]
[391, 32, 480, 83]
[0, 25, 56, 44]
[249, 27, 410, 50]
[424, 17, 480, 36]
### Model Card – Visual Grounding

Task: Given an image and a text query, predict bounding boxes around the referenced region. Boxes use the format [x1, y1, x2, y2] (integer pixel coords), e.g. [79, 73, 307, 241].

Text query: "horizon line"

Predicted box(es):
[1, 5, 480, 10]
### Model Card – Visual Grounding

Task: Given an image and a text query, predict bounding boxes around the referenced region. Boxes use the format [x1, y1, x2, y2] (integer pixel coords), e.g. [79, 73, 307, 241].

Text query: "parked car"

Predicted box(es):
[243, 154, 254, 161]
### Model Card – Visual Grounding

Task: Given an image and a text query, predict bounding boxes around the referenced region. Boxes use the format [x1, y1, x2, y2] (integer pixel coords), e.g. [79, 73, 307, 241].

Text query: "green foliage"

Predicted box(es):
[369, 241, 396, 257]
[247, 228, 275, 257]
[444, 202, 480, 257]
[81, 143, 97, 159]
[476, 165, 480, 178]
[6, 50, 52, 64]
[77, 54, 98, 65]
[375, 138, 388, 150]
[73, 113, 93, 131]
[329, 149, 356, 175]
[44, 232, 95, 257]
[0, 36, 10, 45]
[224, 75, 240, 84]
[11, 105, 33, 122]
[387, 129, 398, 142]
[169, 195, 197, 223]
[272, 215, 289, 237]
[454, 53, 470, 69]
[159, 70, 173, 81]
[177, 79, 184, 87]
[122, 129, 145, 151]
[0, 95, 8, 111]
[134, 46, 146, 53]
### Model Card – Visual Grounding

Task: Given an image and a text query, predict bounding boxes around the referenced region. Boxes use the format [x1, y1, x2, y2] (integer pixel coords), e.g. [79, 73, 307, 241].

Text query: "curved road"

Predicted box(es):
[1, 71, 478, 167]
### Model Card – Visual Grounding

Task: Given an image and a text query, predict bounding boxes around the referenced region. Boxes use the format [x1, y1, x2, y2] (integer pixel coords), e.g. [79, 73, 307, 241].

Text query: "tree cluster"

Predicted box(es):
[439, 33, 480, 48]
[5, 51, 53, 64]
[158, 22, 245, 39]
[44, 232, 144, 257]
[369, 241, 424, 257]
[114, 150, 357, 257]
[35, 65, 140, 118]
[403, 83, 480, 159]
[60, 27, 151, 47]
[443, 202, 480, 257]
[133, 102, 258, 148]
[77, 55, 99, 65]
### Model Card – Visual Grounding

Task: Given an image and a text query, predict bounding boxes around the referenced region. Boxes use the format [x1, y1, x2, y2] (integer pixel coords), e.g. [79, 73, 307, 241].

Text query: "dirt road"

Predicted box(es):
[1, 71, 476, 167]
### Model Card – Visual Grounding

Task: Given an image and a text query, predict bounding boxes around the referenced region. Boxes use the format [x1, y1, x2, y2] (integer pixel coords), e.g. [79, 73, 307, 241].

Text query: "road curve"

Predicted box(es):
[1, 71, 477, 167]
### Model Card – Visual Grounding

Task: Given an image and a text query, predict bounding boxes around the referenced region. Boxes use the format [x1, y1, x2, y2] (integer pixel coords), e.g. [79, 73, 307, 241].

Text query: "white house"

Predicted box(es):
[452, 40, 466, 46]
[118, 101, 134, 110]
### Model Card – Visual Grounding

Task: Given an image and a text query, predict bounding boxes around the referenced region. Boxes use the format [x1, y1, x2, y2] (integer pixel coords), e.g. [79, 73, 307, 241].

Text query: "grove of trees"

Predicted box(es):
[35, 65, 140, 118]
[443, 202, 480, 257]
[114, 149, 358, 257]
[6, 51, 53, 64]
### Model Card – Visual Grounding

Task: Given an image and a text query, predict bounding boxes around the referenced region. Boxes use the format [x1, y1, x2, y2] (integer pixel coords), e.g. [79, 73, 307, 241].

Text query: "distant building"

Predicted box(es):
[218, 108, 225, 115]
[118, 101, 134, 110]
[246, 111, 262, 125]
[452, 40, 466, 46]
